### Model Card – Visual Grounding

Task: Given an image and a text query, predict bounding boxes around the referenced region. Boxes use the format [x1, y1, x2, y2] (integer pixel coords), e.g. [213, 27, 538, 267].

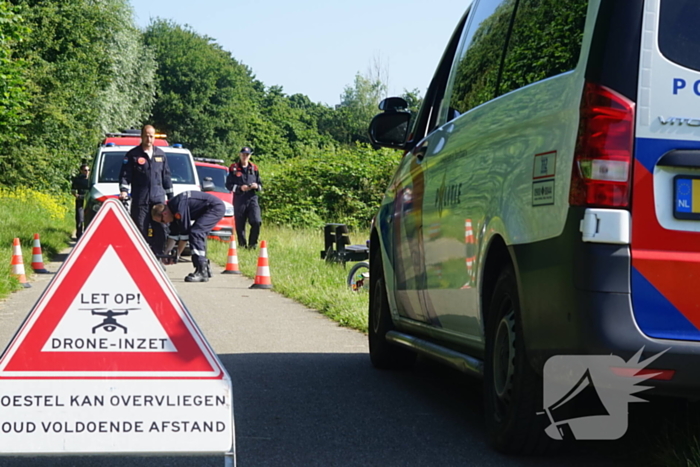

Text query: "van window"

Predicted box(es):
[658, 0, 700, 72]
[97, 151, 196, 185]
[408, 9, 471, 142]
[98, 152, 128, 183]
[445, 0, 518, 116]
[498, 0, 588, 96]
[164, 152, 196, 184]
[196, 165, 228, 193]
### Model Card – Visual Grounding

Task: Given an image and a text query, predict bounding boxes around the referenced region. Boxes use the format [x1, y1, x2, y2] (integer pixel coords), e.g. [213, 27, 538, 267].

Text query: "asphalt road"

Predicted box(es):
[0, 246, 663, 466]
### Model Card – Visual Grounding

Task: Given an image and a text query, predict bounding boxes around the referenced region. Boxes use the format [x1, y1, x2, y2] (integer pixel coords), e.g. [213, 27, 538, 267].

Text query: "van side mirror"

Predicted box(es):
[202, 177, 215, 192]
[368, 111, 411, 149]
[368, 97, 411, 149]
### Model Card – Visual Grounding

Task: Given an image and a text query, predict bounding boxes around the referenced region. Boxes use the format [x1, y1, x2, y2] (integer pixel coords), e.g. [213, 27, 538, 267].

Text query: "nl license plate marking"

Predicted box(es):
[674, 176, 700, 220]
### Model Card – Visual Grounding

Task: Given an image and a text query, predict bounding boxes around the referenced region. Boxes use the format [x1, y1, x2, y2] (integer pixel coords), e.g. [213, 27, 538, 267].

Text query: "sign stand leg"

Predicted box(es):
[225, 405, 237, 467]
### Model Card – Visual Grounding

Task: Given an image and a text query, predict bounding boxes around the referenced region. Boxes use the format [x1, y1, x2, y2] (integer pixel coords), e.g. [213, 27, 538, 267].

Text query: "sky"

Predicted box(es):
[129, 0, 469, 107]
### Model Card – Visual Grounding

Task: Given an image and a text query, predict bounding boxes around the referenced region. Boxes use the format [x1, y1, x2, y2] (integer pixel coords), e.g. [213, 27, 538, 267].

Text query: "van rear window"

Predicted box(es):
[98, 152, 128, 182]
[498, 0, 588, 95]
[164, 152, 196, 185]
[98, 151, 196, 185]
[659, 1, 700, 72]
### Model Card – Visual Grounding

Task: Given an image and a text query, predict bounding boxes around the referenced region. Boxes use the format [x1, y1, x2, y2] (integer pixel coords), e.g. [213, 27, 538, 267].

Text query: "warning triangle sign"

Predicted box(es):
[0, 199, 223, 379]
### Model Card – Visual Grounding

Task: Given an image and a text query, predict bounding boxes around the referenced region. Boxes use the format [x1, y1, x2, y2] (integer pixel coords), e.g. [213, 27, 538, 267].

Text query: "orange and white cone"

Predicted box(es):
[222, 237, 241, 274]
[249, 240, 272, 289]
[10, 238, 31, 288]
[462, 219, 475, 290]
[31, 233, 49, 274]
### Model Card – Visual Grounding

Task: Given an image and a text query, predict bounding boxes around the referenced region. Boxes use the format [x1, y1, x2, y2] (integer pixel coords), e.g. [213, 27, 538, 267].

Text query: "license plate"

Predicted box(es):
[673, 175, 700, 220]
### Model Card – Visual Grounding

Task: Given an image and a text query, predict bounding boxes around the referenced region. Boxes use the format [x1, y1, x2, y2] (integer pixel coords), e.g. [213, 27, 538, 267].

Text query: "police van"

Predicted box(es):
[84, 132, 201, 225]
[368, 0, 700, 454]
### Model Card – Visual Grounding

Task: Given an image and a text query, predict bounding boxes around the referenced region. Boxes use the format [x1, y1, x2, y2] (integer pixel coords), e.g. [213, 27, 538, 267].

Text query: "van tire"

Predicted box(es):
[368, 251, 415, 370]
[484, 265, 553, 454]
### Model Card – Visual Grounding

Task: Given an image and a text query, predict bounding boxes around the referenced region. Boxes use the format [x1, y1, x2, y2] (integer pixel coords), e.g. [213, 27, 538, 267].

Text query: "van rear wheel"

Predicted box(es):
[484, 265, 553, 454]
[368, 251, 415, 370]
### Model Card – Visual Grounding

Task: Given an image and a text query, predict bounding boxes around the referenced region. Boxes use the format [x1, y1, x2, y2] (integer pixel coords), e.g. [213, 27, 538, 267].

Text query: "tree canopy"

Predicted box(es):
[0, 2, 30, 148]
[144, 19, 257, 161]
[0, 1, 407, 226]
[0, 0, 155, 187]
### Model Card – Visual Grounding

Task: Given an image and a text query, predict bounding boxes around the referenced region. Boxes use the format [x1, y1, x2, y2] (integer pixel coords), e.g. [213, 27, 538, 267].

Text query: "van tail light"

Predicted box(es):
[569, 82, 635, 208]
[610, 367, 675, 381]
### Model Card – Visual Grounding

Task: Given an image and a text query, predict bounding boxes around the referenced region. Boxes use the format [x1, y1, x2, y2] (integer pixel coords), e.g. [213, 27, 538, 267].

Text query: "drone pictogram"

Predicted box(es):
[80, 308, 139, 334]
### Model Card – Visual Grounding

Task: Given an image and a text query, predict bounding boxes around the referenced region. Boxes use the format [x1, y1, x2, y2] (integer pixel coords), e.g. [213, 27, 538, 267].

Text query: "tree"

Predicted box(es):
[331, 72, 388, 144]
[0, 0, 155, 188]
[248, 86, 336, 160]
[0, 1, 30, 147]
[401, 88, 423, 114]
[96, 1, 156, 134]
[144, 19, 258, 161]
[145, 21, 340, 163]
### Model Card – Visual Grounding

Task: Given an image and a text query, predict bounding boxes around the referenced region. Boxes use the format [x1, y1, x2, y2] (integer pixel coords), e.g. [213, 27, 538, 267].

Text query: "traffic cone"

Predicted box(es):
[10, 238, 31, 288]
[222, 237, 241, 274]
[462, 219, 475, 290]
[31, 233, 49, 274]
[249, 240, 272, 289]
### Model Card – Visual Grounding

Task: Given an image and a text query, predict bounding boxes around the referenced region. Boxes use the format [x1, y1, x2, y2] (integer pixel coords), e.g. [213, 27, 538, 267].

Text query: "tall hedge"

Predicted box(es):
[260, 144, 402, 229]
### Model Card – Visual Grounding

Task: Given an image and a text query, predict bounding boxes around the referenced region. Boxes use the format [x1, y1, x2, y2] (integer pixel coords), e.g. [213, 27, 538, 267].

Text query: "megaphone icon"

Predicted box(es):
[543, 368, 609, 440]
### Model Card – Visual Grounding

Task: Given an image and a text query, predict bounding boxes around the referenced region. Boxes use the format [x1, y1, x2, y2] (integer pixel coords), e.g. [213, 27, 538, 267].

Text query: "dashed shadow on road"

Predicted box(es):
[0, 352, 684, 467]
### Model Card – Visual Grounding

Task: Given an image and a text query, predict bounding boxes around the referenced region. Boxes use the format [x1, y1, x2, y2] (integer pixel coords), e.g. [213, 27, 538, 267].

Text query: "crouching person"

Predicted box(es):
[163, 221, 188, 264]
[151, 191, 225, 282]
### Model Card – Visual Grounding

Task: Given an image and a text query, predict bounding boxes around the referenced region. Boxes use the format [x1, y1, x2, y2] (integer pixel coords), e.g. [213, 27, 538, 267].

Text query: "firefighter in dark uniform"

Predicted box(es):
[118, 124, 173, 256]
[225, 146, 262, 249]
[71, 162, 91, 240]
[151, 191, 225, 282]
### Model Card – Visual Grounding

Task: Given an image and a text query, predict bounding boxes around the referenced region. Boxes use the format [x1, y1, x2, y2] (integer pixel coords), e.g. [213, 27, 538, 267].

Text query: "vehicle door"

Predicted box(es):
[390, 146, 430, 322]
[388, 8, 472, 324]
[419, 0, 519, 337]
[631, 0, 700, 341]
[420, 0, 590, 341]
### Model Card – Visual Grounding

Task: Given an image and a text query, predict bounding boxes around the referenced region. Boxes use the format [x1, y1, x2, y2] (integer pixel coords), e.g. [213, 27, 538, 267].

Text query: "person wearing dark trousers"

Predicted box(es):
[151, 191, 225, 283]
[71, 163, 90, 240]
[226, 146, 262, 249]
[119, 124, 173, 256]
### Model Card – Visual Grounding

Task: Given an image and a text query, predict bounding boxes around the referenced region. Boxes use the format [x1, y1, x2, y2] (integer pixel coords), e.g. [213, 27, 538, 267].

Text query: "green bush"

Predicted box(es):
[0, 187, 73, 298]
[259, 143, 401, 229]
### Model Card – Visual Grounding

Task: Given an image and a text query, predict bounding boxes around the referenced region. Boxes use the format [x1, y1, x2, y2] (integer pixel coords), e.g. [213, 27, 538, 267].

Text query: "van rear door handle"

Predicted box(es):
[657, 149, 700, 168]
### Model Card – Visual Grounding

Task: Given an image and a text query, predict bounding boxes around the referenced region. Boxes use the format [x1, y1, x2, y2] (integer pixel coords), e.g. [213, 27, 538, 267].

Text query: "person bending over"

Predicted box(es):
[151, 191, 225, 282]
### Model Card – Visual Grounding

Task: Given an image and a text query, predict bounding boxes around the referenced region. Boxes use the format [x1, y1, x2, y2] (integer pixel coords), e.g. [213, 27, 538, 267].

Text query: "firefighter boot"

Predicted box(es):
[184, 260, 209, 283]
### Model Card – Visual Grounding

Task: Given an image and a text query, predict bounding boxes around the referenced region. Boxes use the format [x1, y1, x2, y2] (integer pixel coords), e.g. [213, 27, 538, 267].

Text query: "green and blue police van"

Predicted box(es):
[368, 0, 700, 454]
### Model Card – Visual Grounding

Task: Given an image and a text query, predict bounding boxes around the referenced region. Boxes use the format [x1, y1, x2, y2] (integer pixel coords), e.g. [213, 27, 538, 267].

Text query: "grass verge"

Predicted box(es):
[0, 187, 74, 299]
[207, 225, 369, 332]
